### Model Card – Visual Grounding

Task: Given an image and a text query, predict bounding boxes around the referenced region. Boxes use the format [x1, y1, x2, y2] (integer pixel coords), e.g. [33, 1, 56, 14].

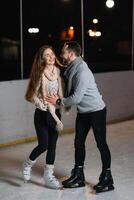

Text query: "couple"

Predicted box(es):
[23, 41, 114, 193]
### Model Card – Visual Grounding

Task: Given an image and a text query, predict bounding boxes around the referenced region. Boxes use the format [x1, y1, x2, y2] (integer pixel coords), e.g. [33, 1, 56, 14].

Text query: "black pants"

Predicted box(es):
[75, 107, 111, 170]
[29, 108, 61, 165]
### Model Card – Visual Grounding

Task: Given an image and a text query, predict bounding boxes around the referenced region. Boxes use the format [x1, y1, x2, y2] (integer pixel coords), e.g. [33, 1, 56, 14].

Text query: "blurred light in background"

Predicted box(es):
[93, 18, 98, 24]
[68, 26, 75, 39]
[88, 29, 101, 37]
[106, 0, 115, 8]
[60, 26, 75, 40]
[28, 28, 39, 34]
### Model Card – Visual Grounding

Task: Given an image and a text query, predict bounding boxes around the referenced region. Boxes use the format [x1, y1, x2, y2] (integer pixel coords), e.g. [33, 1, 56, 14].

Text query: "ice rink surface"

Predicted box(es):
[0, 119, 134, 200]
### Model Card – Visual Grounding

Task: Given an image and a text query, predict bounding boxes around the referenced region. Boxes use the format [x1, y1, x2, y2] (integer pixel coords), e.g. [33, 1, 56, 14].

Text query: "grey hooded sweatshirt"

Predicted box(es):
[61, 57, 105, 113]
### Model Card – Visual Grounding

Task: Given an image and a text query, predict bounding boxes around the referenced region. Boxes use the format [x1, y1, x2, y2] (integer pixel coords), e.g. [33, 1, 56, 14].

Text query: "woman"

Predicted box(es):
[22, 45, 64, 189]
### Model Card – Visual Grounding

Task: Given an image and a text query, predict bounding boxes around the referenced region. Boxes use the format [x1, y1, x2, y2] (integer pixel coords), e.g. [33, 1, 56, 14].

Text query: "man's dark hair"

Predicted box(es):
[64, 41, 81, 56]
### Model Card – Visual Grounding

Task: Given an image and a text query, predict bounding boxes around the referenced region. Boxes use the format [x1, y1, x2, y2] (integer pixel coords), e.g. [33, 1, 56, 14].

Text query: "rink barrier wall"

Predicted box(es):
[0, 71, 134, 147]
[0, 128, 74, 148]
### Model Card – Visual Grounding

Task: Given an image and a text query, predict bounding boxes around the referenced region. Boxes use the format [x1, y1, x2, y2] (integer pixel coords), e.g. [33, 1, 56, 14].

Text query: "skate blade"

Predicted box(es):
[96, 185, 115, 194]
[45, 185, 63, 190]
[63, 183, 85, 189]
[24, 179, 29, 183]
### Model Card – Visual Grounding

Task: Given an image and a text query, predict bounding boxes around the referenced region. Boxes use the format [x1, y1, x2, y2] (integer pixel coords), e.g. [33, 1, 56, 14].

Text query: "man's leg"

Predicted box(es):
[92, 108, 114, 193]
[62, 113, 91, 188]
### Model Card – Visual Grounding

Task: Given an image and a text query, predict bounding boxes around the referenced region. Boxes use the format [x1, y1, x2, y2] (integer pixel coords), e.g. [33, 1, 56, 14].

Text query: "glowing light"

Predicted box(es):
[69, 26, 74, 30]
[88, 30, 96, 37]
[93, 19, 98, 24]
[88, 29, 101, 37]
[28, 28, 39, 34]
[68, 26, 75, 39]
[90, 31, 96, 37]
[106, 0, 115, 8]
[96, 31, 101, 37]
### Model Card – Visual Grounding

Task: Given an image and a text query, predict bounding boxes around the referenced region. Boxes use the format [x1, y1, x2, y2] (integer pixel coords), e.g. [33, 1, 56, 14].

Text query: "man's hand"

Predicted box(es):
[45, 94, 59, 105]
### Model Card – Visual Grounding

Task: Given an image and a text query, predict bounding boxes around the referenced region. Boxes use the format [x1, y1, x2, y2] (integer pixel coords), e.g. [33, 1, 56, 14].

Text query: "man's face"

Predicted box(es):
[61, 45, 72, 65]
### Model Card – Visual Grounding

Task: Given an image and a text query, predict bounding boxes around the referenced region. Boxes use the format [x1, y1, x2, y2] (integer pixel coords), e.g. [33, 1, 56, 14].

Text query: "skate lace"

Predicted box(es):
[49, 174, 59, 183]
[23, 163, 32, 174]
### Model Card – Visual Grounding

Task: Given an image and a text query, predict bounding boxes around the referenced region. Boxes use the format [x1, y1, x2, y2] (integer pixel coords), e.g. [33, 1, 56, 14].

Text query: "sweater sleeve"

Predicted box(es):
[32, 94, 47, 111]
[61, 69, 89, 107]
[32, 78, 47, 111]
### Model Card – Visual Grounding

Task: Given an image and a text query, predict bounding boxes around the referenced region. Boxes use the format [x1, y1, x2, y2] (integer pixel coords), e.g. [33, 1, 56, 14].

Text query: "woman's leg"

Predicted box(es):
[23, 109, 49, 182]
[44, 109, 62, 189]
[46, 109, 60, 164]
[29, 109, 49, 161]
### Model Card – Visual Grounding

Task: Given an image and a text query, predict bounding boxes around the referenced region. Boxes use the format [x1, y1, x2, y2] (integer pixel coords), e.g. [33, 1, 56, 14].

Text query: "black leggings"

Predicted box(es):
[75, 107, 111, 170]
[29, 108, 61, 165]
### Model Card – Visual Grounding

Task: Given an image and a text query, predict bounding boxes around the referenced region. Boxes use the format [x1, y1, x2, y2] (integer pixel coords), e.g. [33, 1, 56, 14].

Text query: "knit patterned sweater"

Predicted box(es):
[32, 67, 63, 111]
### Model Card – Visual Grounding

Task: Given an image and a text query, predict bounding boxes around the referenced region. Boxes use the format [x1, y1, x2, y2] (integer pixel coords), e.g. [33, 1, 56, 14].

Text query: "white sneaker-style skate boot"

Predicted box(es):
[44, 164, 62, 189]
[22, 158, 36, 183]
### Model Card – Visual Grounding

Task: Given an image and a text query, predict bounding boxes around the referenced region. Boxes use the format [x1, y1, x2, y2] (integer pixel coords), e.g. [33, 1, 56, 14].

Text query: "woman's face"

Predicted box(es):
[42, 48, 56, 65]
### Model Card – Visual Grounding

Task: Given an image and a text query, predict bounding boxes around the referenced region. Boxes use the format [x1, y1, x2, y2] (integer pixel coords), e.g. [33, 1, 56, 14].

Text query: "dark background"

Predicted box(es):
[0, 0, 133, 81]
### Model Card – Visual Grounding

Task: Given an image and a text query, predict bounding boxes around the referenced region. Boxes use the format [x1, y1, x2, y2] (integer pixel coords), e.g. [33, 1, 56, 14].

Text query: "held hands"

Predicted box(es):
[45, 94, 59, 105]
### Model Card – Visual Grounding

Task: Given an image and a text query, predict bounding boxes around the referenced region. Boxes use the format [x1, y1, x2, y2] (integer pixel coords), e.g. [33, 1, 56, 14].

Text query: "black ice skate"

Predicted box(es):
[93, 169, 115, 193]
[62, 166, 85, 188]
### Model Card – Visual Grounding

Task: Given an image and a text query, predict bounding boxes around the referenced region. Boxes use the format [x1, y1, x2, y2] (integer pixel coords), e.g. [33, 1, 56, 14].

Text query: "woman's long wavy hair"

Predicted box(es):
[25, 45, 63, 102]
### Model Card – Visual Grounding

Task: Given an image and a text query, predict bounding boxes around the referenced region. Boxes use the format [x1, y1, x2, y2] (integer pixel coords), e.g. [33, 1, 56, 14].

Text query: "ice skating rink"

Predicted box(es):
[0, 119, 134, 200]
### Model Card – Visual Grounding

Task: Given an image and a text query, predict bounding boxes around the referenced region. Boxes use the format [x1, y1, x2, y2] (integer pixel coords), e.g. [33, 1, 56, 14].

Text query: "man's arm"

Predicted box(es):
[46, 70, 89, 107]
[61, 71, 89, 106]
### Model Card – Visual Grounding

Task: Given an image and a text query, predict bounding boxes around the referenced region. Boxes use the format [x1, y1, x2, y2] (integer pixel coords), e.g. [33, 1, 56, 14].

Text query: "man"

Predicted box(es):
[46, 41, 114, 193]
